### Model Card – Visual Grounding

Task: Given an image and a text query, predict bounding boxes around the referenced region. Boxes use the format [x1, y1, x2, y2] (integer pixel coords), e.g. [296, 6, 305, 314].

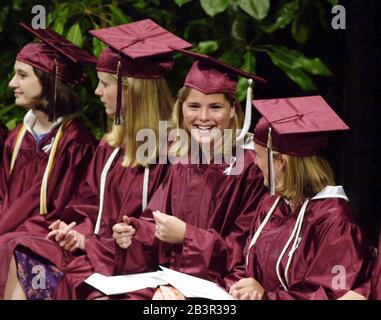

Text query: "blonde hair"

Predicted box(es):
[169, 86, 244, 157]
[105, 75, 173, 167]
[276, 154, 335, 200]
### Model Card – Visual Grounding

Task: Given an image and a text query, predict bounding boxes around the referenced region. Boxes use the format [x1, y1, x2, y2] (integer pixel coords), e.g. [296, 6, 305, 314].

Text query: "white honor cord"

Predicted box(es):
[142, 166, 150, 211]
[9, 126, 27, 173]
[276, 199, 309, 291]
[39, 123, 64, 214]
[246, 196, 281, 267]
[236, 79, 253, 142]
[94, 147, 120, 235]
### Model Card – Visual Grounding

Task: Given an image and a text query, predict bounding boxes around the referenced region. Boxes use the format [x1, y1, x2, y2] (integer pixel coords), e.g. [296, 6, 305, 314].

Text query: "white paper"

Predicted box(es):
[158, 266, 233, 300]
[84, 272, 168, 296]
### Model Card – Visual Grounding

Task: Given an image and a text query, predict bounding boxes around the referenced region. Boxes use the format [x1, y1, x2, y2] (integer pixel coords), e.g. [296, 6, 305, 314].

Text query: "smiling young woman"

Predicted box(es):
[110, 48, 267, 300]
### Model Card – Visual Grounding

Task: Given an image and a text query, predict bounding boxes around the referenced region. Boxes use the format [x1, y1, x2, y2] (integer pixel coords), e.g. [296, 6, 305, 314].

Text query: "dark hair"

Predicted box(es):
[33, 68, 80, 119]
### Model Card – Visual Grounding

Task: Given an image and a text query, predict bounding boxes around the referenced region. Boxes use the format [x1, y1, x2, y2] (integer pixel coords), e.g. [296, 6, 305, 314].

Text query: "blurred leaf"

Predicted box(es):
[131, 0, 147, 10]
[195, 40, 219, 53]
[266, 49, 317, 91]
[242, 51, 256, 73]
[297, 57, 332, 76]
[237, 77, 248, 102]
[0, 7, 10, 32]
[53, 20, 65, 35]
[239, 0, 270, 20]
[326, 0, 339, 5]
[0, 104, 16, 117]
[174, 0, 193, 6]
[219, 48, 243, 67]
[6, 118, 20, 130]
[66, 23, 83, 47]
[11, 0, 24, 11]
[200, 0, 229, 17]
[231, 18, 246, 42]
[270, 45, 332, 76]
[92, 37, 106, 58]
[291, 14, 310, 44]
[236, 51, 257, 101]
[51, 4, 69, 34]
[109, 4, 131, 24]
[261, 0, 299, 33]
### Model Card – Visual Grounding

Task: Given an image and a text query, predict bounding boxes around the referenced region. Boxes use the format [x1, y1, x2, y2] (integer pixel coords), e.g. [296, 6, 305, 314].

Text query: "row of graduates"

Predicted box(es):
[0, 19, 380, 300]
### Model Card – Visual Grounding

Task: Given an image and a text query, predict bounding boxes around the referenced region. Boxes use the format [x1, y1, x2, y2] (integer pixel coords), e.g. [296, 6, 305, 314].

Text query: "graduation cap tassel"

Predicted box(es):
[115, 59, 123, 125]
[267, 127, 275, 196]
[237, 78, 253, 142]
[49, 58, 58, 122]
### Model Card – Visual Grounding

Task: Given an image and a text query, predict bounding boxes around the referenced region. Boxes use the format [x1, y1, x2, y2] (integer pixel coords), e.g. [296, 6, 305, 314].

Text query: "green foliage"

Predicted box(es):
[0, 0, 337, 137]
[200, 0, 229, 17]
[239, 0, 270, 20]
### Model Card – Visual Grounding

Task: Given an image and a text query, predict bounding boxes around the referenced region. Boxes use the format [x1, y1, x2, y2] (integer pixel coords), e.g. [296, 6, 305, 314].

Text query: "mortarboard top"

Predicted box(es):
[253, 95, 350, 157]
[169, 46, 266, 95]
[89, 19, 192, 78]
[19, 22, 97, 65]
[89, 19, 192, 59]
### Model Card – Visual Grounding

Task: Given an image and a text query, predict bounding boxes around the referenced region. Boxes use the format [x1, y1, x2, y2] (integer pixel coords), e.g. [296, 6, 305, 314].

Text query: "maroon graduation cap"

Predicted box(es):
[89, 19, 192, 124]
[169, 46, 266, 95]
[252, 95, 349, 195]
[16, 22, 97, 121]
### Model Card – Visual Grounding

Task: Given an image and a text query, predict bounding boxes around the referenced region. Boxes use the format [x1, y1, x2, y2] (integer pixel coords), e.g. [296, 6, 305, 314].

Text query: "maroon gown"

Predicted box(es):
[0, 139, 169, 299]
[371, 229, 381, 299]
[240, 188, 373, 300]
[109, 148, 266, 300]
[0, 116, 97, 235]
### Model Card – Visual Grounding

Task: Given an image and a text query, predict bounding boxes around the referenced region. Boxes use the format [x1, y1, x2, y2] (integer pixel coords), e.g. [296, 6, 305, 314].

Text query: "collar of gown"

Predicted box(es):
[23, 109, 63, 138]
[311, 185, 349, 202]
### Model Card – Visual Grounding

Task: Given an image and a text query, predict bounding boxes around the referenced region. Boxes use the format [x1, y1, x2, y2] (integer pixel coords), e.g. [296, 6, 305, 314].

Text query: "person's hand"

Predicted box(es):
[229, 277, 265, 300]
[152, 285, 186, 300]
[112, 215, 135, 249]
[152, 211, 186, 244]
[46, 220, 86, 252]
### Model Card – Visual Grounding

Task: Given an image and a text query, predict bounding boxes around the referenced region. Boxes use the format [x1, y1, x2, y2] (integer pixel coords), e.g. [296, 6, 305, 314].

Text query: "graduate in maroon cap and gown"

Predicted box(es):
[109, 48, 267, 300]
[0, 22, 97, 235]
[228, 96, 373, 300]
[371, 230, 381, 299]
[1, 19, 192, 300]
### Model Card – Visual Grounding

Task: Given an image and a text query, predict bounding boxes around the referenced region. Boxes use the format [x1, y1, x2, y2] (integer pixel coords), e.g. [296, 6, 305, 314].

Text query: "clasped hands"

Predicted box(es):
[46, 220, 85, 253]
[113, 211, 186, 249]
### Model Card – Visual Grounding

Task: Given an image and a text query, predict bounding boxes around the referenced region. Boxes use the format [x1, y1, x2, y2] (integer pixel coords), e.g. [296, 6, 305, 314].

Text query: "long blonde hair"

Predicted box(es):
[105, 75, 173, 167]
[276, 154, 335, 200]
[169, 86, 244, 157]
